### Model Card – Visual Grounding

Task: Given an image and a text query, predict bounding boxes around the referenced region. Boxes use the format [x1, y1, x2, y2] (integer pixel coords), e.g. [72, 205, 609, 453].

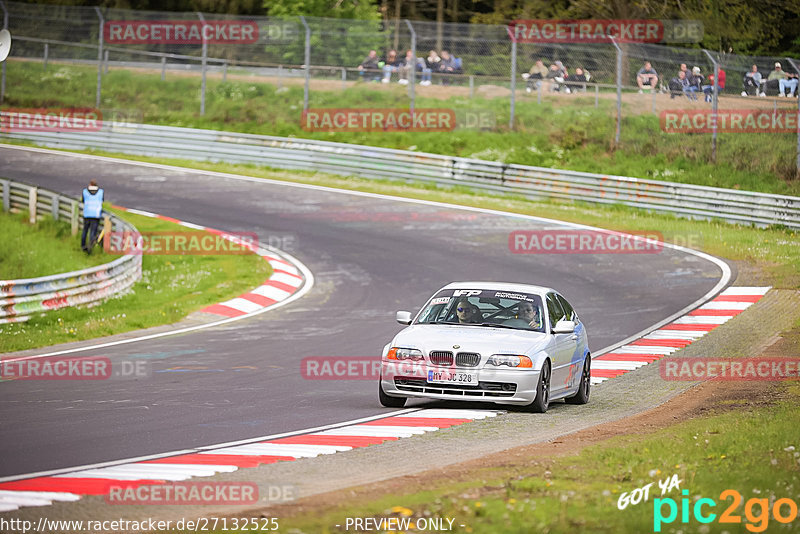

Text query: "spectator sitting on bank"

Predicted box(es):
[357, 50, 381, 81]
[742, 64, 763, 96]
[565, 67, 589, 92]
[417, 50, 437, 86]
[668, 70, 691, 99]
[768, 62, 799, 97]
[381, 49, 402, 83]
[397, 50, 425, 85]
[702, 67, 726, 102]
[438, 50, 459, 85]
[523, 59, 548, 93]
[636, 61, 658, 93]
[685, 66, 703, 100]
[545, 63, 566, 92]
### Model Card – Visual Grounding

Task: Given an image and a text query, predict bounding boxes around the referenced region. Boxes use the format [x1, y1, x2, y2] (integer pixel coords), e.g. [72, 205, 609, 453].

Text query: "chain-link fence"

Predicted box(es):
[2, 0, 799, 173]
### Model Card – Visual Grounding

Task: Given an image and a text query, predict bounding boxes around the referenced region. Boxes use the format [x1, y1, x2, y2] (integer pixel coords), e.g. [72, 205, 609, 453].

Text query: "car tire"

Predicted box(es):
[565, 355, 591, 405]
[526, 360, 550, 413]
[379, 380, 407, 408]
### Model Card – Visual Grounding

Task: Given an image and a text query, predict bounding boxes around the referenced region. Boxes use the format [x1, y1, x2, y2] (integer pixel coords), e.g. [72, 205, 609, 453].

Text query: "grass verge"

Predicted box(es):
[0, 207, 272, 354]
[0, 209, 109, 279]
[5, 60, 800, 194]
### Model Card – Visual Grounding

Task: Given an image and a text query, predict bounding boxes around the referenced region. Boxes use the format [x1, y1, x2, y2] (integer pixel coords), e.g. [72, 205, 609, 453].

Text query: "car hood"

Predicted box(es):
[392, 324, 551, 356]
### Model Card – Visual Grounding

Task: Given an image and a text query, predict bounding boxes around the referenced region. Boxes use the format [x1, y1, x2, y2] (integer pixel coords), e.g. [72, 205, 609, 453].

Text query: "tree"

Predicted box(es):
[264, 0, 381, 19]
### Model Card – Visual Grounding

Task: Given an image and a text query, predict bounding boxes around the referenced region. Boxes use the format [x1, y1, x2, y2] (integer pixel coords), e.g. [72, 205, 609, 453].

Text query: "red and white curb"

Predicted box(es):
[111, 206, 305, 319]
[0, 409, 499, 512]
[590, 286, 771, 385]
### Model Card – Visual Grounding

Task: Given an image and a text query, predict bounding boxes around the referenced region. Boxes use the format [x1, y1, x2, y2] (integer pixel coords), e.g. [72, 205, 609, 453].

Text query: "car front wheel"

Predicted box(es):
[526, 361, 550, 413]
[379, 380, 407, 408]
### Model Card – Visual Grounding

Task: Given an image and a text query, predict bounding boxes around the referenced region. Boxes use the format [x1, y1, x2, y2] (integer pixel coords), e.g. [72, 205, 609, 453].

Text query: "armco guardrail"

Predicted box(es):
[2, 124, 799, 229]
[0, 178, 142, 323]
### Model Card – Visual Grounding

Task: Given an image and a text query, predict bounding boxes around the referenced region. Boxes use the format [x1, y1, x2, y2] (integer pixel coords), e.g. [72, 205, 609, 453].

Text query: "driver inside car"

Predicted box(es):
[517, 301, 543, 329]
[455, 300, 481, 324]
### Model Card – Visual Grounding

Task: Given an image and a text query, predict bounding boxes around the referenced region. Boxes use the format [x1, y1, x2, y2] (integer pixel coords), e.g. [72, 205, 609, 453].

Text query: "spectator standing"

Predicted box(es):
[742, 64, 763, 96]
[702, 67, 726, 102]
[81, 180, 104, 254]
[357, 50, 380, 82]
[636, 61, 659, 93]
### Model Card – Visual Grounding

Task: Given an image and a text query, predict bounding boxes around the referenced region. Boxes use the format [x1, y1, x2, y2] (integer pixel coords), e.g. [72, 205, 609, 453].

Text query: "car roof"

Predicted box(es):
[440, 281, 554, 296]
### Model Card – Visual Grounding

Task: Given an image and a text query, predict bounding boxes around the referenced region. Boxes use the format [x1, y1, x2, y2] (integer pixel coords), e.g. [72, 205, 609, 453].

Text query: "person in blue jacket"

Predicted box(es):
[81, 180, 104, 254]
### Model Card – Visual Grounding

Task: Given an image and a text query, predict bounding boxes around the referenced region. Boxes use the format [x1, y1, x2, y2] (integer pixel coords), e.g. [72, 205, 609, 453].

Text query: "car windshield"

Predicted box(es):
[414, 289, 546, 332]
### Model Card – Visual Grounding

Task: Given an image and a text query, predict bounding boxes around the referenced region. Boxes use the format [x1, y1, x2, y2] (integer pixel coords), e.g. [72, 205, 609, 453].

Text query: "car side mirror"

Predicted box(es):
[553, 319, 576, 334]
[396, 311, 412, 325]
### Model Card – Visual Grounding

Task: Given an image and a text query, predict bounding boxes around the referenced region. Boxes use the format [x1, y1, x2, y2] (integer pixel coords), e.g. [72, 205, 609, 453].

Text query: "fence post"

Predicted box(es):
[611, 37, 622, 146]
[71, 201, 78, 236]
[28, 186, 37, 224]
[469, 75, 474, 98]
[509, 38, 517, 129]
[161, 56, 166, 80]
[651, 89, 656, 115]
[0, 0, 7, 104]
[104, 49, 109, 74]
[595, 84, 599, 108]
[222, 60, 227, 82]
[2, 179, 9, 212]
[277, 65, 283, 89]
[300, 16, 310, 113]
[341, 67, 346, 90]
[51, 193, 59, 221]
[786, 58, 800, 178]
[94, 7, 104, 109]
[404, 20, 416, 114]
[702, 49, 719, 163]
[197, 12, 208, 116]
[43, 43, 48, 70]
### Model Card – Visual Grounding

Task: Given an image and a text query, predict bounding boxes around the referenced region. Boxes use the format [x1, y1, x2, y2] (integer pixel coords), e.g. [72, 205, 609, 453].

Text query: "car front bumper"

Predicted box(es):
[379, 360, 541, 405]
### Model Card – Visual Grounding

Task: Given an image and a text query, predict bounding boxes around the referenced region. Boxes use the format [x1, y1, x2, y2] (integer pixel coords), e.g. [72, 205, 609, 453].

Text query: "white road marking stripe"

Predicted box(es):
[408, 409, 501, 419]
[674, 315, 731, 325]
[0, 494, 55, 507]
[177, 221, 205, 230]
[217, 297, 263, 314]
[251, 285, 291, 301]
[720, 286, 771, 296]
[319, 426, 432, 437]
[613, 346, 678, 355]
[699, 301, 752, 310]
[207, 444, 348, 457]
[591, 361, 649, 370]
[53, 471, 192, 481]
[122, 464, 237, 476]
[0, 503, 19, 512]
[269, 272, 303, 287]
[268, 260, 299, 274]
[590, 377, 608, 385]
[644, 330, 708, 340]
[0, 490, 80, 502]
[125, 208, 157, 217]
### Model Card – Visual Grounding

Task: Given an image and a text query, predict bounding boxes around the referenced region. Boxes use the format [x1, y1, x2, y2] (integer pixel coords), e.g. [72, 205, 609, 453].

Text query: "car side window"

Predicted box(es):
[546, 293, 565, 331]
[555, 294, 576, 321]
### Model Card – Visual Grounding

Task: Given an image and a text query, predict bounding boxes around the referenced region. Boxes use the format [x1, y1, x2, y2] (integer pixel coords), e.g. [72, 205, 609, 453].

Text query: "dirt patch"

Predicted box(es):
[246, 376, 778, 520]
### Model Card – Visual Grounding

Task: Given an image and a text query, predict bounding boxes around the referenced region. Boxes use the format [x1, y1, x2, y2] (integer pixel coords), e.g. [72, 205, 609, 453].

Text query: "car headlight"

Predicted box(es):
[387, 347, 424, 361]
[485, 354, 533, 368]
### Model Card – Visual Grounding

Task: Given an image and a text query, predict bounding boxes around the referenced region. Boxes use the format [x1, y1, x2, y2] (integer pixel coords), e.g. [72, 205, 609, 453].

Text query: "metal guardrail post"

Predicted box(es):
[404, 20, 416, 113]
[94, 7, 104, 109]
[222, 60, 227, 82]
[2, 179, 9, 212]
[197, 12, 208, 116]
[43, 42, 48, 70]
[28, 186, 37, 224]
[702, 49, 719, 163]
[277, 65, 283, 89]
[509, 38, 517, 129]
[161, 56, 166, 81]
[0, 0, 8, 105]
[341, 67, 346, 90]
[611, 37, 622, 146]
[51, 193, 59, 221]
[71, 201, 78, 236]
[786, 57, 800, 177]
[300, 16, 310, 113]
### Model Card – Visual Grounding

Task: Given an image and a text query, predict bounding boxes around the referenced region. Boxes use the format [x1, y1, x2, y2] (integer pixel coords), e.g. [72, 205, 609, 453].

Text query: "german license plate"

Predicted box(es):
[427, 370, 477, 385]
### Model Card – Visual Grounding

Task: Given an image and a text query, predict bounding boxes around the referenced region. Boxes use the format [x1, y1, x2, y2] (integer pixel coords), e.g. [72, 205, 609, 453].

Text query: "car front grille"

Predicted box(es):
[394, 377, 517, 397]
[429, 351, 453, 366]
[455, 352, 480, 367]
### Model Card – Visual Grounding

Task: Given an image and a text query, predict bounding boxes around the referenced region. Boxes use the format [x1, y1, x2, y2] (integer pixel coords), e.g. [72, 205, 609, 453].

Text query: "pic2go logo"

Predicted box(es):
[654, 489, 799, 532]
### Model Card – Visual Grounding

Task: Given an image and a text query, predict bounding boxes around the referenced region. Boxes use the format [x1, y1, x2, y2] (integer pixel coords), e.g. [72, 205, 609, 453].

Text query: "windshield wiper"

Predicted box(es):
[478, 322, 521, 329]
